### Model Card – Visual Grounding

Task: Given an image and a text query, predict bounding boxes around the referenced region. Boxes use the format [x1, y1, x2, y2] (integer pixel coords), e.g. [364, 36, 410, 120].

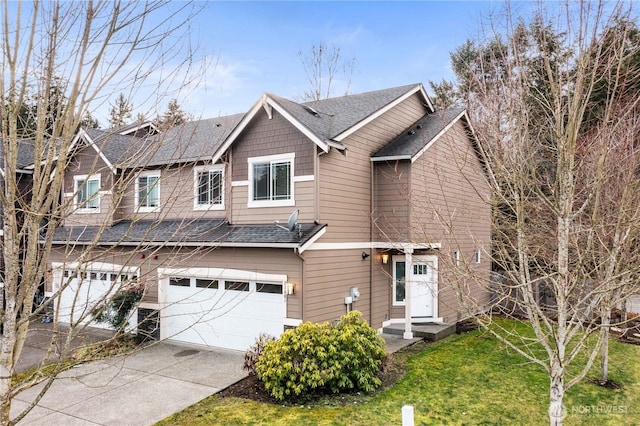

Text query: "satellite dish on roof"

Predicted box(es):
[275, 210, 300, 235]
[287, 209, 299, 232]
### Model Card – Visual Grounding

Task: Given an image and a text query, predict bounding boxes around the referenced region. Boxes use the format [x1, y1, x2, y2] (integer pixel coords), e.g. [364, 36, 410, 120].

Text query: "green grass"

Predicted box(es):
[159, 327, 640, 425]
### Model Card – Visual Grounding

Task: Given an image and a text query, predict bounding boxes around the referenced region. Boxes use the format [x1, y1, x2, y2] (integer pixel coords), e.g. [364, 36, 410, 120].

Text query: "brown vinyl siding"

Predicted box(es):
[229, 108, 316, 225]
[371, 256, 392, 328]
[373, 161, 411, 242]
[318, 93, 428, 242]
[301, 249, 372, 325]
[407, 120, 491, 323]
[231, 109, 314, 179]
[230, 180, 315, 224]
[62, 147, 115, 226]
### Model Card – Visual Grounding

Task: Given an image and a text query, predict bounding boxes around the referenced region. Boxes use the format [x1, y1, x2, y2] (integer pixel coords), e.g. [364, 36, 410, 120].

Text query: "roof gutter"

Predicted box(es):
[47, 240, 303, 249]
[370, 155, 412, 162]
[297, 226, 327, 254]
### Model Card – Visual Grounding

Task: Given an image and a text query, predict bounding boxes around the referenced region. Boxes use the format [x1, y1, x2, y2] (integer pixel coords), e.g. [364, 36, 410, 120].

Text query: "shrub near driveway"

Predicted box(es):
[255, 311, 386, 400]
[159, 325, 640, 425]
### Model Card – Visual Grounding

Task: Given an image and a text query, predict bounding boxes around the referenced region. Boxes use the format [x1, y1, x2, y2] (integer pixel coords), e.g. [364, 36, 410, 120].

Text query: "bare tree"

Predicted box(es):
[0, 1, 203, 424]
[298, 42, 356, 101]
[426, 2, 640, 425]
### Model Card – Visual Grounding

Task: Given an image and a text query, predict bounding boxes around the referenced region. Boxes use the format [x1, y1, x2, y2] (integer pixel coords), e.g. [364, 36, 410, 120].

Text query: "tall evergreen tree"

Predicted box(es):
[108, 93, 134, 128]
[156, 98, 190, 131]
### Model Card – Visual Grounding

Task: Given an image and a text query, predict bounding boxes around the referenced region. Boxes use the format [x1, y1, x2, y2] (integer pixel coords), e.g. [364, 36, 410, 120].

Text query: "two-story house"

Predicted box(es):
[47, 83, 491, 351]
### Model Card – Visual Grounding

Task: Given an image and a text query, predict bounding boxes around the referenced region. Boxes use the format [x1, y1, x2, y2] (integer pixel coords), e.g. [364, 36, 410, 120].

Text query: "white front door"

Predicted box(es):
[392, 254, 438, 319]
[410, 258, 435, 318]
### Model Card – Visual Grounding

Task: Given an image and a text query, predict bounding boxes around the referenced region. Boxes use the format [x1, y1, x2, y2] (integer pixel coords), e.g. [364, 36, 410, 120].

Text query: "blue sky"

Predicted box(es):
[124, 0, 502, 122]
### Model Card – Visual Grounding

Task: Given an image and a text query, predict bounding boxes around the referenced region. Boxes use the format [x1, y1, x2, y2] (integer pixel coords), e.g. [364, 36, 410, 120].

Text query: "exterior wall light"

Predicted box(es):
[381, 253, 389, 264]
[286, 282, 295, 296]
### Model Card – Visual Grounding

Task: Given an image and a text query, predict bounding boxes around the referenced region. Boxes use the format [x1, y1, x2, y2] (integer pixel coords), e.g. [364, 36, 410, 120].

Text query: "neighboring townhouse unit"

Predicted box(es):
[47, 83, 491, 351]
[0, 140, 37, 307]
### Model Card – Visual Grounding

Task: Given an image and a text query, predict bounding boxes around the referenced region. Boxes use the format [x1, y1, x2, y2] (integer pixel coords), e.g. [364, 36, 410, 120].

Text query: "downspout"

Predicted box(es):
[369, 160, 374, 325]
[316, 146, 324, 223]
[404, 161, 414, 339]
[294, 247, 304, 322]
[227, 150, 233, 224]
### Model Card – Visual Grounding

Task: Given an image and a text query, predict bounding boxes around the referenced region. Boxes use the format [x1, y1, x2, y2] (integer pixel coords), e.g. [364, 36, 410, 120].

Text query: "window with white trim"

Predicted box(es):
[194, 165, 224, 210]
[74, 174, 100, 212]
[136, 171, 160, 211]
[248, 153, 294, 207]
[475, 249, 482, 264]
[393, 259, 406, 305]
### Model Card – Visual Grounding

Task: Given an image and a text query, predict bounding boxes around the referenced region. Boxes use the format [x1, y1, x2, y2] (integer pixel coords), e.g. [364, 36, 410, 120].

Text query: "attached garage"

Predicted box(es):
[159, 267, 287, 351]
[51, 262, 139, 329]
[627, 295, 640, 315]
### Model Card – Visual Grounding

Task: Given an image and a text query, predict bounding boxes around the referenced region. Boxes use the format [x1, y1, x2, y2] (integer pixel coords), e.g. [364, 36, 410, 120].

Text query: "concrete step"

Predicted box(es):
[383, 322, 456, 342]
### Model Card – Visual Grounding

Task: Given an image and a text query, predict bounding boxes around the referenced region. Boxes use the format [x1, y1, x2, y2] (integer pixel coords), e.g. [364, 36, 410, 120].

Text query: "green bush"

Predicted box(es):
[255, 311, 386, 401]
[95, 284, 144, 330]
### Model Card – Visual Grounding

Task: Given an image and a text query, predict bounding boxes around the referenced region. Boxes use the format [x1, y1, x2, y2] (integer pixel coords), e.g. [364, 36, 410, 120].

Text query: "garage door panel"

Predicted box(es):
[164, 278, 285, 351]
[57, 278, 115, 328]
[56, 266, 139, 331]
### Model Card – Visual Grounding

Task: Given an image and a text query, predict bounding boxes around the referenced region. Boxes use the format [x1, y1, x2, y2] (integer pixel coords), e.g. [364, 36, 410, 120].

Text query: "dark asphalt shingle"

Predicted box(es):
[372, 108, 465, 160]
[268, 84, 422, 142]
[51, 219, 326, 246]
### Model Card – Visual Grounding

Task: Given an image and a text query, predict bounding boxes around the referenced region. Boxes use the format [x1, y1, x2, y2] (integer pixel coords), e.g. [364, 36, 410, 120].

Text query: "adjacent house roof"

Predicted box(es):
[82, 128, 149, 170]
[76, 114, 244, 171]
[141, 114, 244, 167]
[371, 108, 466, 163]
[50, 219, 326, 249]
[0, 139, 37, 176]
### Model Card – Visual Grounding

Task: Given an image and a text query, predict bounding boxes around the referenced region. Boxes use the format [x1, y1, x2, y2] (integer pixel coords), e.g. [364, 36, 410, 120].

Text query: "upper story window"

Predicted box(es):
[248, 153, 295, 208]
[194, 165, 224, 210]
[74, 174, 100, 212]
[136, 171, 160, 212]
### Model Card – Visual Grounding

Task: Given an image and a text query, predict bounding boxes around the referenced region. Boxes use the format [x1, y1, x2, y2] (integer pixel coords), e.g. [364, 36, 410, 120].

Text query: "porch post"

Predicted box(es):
[404, 247, 414, 339]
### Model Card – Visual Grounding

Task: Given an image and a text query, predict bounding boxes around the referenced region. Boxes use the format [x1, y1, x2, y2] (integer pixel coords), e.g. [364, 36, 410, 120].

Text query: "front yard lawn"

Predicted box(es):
[159, 327, 640, 425]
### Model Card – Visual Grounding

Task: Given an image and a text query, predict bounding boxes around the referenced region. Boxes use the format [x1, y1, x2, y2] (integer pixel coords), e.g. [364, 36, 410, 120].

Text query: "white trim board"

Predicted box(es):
[157, 266, 287, 283]
[306, 242, 441, 250]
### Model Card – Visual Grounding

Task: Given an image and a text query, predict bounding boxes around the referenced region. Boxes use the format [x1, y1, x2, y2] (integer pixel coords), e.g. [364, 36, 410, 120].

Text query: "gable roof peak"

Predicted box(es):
[213, 83, 434, 163]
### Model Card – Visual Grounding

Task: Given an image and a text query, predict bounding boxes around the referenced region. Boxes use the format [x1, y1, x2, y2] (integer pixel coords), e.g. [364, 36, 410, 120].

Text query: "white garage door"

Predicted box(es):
[54, 266, 138, 330]
[163, 276, 285, 351]
[627, 295, 640, 315]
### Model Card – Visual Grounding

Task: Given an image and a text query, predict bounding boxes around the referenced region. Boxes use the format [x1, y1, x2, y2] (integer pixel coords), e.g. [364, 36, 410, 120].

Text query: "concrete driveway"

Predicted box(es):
[11, 342, 245, 425]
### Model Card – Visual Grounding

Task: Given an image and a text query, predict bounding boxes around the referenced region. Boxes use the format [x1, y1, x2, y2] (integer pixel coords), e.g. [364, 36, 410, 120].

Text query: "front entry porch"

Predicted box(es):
[382, 322, 455, 342]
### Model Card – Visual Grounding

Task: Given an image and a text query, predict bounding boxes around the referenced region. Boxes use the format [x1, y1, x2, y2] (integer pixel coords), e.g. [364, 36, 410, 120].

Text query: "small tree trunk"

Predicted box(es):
[0, 338, 15, 425]
[549, 363, 565, 426]
[0, 385, 10, 426]
[600, 311, 610, 383]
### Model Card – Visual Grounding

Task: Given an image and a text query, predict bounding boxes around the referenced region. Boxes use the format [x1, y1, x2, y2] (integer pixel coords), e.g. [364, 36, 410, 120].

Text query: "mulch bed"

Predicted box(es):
[456, 319, 479, 334]
[588, 378, 624, 390]
[218, 340, 427, 406]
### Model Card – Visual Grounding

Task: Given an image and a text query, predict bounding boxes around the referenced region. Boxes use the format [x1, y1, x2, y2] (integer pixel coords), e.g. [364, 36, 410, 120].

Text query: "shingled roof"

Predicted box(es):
[77, 84, 436, 170]
[269, 84, 424, 142]
[372, 108, 466, 162]
[82, 128, 149, 168]
[0, 138, 38, 175]
[50, 218, 326, 249]
[141, 114, 244, 167]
